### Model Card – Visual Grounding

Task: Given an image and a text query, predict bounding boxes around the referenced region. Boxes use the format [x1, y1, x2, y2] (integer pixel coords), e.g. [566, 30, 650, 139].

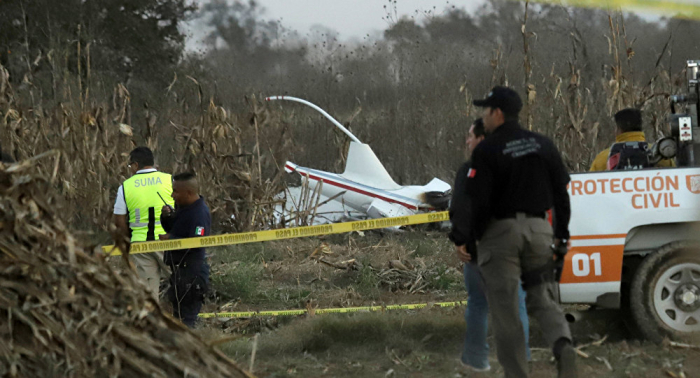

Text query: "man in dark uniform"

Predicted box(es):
[160, 172, 211, 328]
[449, 118, 531, 372]
[466, 87, 576, 378]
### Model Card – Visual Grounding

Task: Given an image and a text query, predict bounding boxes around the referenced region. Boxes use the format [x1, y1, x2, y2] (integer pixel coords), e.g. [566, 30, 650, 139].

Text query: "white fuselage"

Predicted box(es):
[284, 161, 449, 215]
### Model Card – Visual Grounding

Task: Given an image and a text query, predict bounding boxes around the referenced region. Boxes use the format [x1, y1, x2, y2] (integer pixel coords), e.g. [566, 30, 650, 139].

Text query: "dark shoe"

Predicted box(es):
[557, 344, 577, 378]
[460, 359, 491, 373]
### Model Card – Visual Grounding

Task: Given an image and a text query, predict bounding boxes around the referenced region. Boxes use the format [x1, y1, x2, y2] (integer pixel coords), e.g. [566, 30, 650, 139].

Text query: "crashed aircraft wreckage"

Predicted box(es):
[266, 96, 451, 226]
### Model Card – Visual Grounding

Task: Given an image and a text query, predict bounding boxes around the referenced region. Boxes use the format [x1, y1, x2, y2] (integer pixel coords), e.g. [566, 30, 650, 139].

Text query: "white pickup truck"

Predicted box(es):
[564, 168, 700, 342]
[561, 59, 700, 343]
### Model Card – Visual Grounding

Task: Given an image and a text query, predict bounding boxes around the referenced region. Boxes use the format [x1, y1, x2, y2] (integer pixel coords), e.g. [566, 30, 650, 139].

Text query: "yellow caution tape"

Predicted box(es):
[101, 211, 449, 256]
[524, 0, 700, 18]
[198, 301, 467, 319]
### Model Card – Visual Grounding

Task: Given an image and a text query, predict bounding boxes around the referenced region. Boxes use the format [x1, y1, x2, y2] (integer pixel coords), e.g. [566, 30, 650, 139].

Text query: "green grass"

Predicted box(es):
[217, 311, 465, 357]
[255, 286, 313, 306]
[208, 242, 291, 303]
[211, 243, 281, 265]
[356, 262, 381, 298]
[396, 230, 453, 258]
[209, 262, 263, 301]
[203, 307, 698, 378]
[198, 231, 697, 378]
[427, 265, 461, 291]
[206, 232, 463, 308]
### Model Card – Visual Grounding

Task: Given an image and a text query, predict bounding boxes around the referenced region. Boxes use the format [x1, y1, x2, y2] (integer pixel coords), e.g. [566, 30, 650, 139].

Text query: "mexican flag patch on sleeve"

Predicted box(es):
[195, 226, 205, 236]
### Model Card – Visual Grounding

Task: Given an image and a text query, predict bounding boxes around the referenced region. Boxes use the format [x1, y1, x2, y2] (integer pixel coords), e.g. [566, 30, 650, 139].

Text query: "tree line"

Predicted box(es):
[2, 0, 700, 185]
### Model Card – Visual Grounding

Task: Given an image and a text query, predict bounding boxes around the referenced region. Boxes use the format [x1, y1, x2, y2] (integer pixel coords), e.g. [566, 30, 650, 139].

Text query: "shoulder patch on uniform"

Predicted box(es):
[195, 226, 205, 236]
[467, 168, 476, 178]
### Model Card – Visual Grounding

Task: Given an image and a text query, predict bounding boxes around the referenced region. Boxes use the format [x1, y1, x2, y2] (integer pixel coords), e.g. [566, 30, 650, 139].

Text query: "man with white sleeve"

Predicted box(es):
[113, 147, 174, 295]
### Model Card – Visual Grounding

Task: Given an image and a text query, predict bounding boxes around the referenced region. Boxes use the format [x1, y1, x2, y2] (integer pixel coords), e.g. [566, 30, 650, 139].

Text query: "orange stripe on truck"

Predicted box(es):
[570, 234, 627, 240]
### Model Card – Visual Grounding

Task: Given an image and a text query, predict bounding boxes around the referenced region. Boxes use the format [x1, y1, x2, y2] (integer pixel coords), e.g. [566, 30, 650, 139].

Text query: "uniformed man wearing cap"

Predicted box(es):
[449, 118, 532, 373]
[465, 86, 576, 378]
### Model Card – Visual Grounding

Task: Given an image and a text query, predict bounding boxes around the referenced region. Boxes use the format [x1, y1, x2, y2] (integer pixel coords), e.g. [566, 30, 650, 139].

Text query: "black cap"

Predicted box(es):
[473, 86, 523, 115]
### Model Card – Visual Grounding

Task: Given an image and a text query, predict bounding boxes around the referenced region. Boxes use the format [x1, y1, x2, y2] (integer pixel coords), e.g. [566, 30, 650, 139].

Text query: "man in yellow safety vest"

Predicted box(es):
[113, 147, 174, 295]
[589, 108, 674, 171]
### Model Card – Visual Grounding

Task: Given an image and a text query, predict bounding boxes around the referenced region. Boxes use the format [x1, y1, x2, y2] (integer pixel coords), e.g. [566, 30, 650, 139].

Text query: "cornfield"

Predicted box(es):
[0, 7, 689, 240]
[0, 61, 295, 242]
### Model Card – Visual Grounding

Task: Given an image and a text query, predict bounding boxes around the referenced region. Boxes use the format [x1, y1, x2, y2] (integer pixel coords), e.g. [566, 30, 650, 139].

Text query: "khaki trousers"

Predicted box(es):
[478, 214, 571, 378]
[130, 252, 168, 296]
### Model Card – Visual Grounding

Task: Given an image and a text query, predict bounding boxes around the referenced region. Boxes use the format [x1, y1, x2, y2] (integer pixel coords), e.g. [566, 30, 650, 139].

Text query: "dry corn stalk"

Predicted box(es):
[0, 159, 252, 378]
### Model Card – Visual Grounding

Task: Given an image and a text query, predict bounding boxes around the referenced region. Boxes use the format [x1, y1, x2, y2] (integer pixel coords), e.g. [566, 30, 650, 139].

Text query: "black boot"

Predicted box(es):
[554, 338, 577, 378]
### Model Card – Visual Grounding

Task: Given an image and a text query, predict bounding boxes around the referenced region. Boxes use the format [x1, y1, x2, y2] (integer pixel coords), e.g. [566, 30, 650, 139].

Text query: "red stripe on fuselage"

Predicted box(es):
[285, 164, 418, 210]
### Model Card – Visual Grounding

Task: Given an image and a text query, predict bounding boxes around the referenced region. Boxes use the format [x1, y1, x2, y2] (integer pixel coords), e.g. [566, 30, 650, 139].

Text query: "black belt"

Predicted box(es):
[496, 212, 546, 220]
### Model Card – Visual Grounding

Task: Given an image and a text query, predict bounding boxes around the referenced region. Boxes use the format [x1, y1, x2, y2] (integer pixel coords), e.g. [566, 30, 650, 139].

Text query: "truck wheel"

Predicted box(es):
[630, 242, 700, 343]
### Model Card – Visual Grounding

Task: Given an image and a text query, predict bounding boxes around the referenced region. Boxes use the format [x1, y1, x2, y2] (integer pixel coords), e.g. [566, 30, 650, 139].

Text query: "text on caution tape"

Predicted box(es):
[102, 211, 449, 255]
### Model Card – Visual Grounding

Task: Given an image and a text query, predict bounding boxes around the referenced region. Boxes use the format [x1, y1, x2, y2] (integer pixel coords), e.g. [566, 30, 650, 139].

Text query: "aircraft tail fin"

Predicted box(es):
[341, 142, 401, 190]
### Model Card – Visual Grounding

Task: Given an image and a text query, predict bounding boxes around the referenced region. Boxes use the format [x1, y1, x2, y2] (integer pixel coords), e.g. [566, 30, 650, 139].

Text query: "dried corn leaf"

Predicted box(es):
[0, 163, 253, 378]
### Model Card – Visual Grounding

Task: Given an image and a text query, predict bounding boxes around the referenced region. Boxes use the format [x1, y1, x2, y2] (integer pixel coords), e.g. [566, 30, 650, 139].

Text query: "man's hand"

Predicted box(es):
[554, 238, 571, 248]
[113, 214, 129, 238]
[552, 238, 570, 260]
[161, 205, 173, 216]
[111, 214, 133, 270]
[552, 238, 570, 282]
[455, 244, 472, 263]
[159, 233, 171, 241]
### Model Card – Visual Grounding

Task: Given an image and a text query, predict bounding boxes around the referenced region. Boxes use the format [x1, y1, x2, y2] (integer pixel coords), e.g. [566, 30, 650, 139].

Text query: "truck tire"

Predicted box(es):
[630, 242, 700, 343]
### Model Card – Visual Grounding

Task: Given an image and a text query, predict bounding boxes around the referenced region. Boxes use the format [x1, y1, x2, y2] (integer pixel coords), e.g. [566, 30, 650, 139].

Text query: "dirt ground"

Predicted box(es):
[194, 230, 700, 378]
